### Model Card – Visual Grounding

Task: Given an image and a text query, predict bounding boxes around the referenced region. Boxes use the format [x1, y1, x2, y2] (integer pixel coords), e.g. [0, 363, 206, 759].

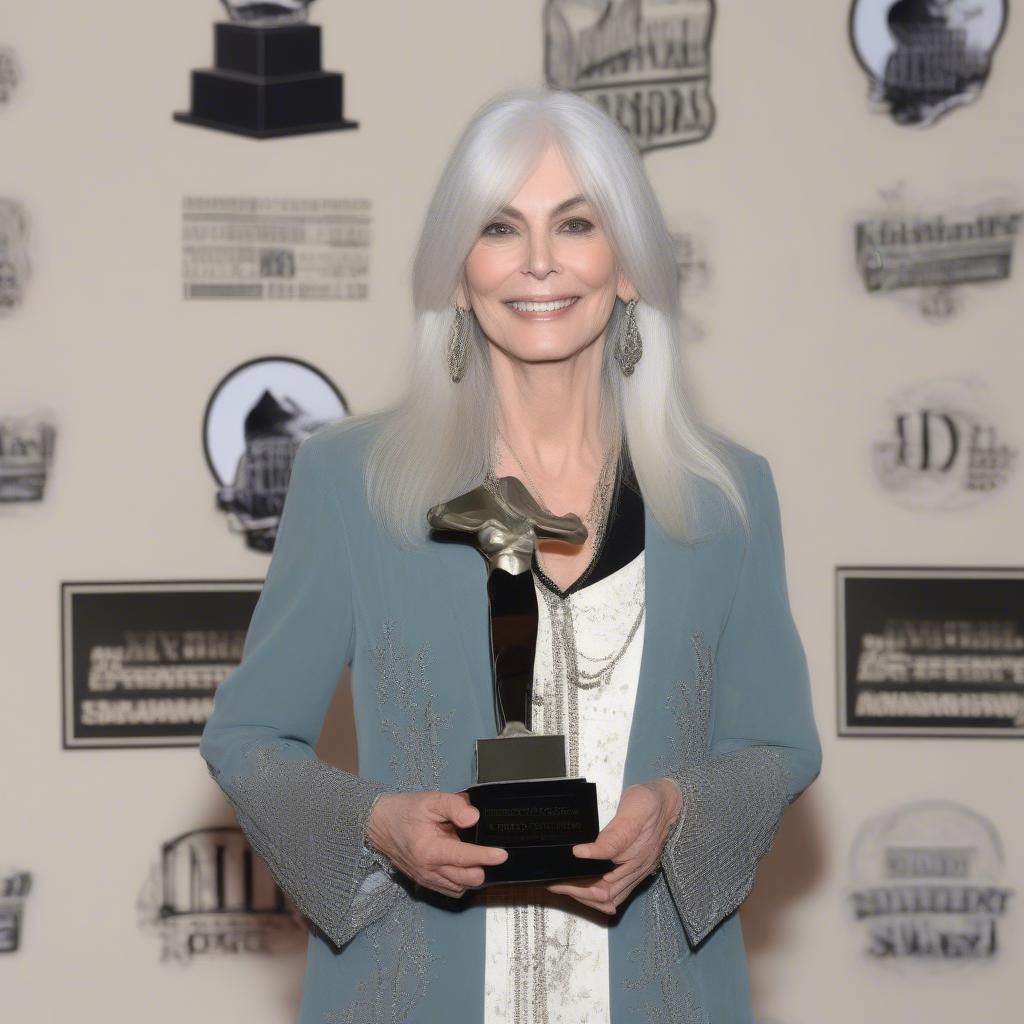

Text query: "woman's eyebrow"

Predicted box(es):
[497, 194, 588, 220]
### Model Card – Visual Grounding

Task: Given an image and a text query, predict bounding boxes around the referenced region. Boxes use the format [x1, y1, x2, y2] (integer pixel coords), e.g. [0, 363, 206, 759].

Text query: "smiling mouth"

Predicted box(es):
[505, 296, 580, 313]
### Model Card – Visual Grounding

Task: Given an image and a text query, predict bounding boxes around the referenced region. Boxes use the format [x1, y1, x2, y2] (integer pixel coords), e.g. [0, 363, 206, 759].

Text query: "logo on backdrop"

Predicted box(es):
[543, 0, 716, 153]
[849, 0, 1007, 127]
[837, 567, 1024, 737]
[0, 871, 31, 953]
[854, 184, 1021, 319]
[182, 196, 371, 300]
[61, 581, 262, 748]
[203, 357, 348, 552]
[138, 827, 302, 962]
[872, 379, 1016, 509]
[0, 199, 30, 314]
[0, 47, 19, 106]
[848, 801, 1013, 962]
[0, 415, 56, 502]
[174, 1, 357, 138]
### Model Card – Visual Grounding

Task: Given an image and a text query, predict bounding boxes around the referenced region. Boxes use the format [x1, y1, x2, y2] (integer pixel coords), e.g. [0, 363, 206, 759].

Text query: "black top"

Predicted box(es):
[531, 445, 645, 599]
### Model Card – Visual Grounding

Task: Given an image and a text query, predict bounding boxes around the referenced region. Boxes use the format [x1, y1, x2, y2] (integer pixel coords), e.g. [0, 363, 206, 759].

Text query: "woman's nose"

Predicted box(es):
[524, 230, 557, 278]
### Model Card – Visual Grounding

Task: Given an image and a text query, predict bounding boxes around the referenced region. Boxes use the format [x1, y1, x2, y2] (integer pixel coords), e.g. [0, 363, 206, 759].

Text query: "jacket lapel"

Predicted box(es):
[621, 505, 698, 788]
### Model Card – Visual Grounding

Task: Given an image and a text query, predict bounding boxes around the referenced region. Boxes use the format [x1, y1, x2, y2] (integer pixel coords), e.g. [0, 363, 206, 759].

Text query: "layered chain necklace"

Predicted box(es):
[486, 427, 646, 728]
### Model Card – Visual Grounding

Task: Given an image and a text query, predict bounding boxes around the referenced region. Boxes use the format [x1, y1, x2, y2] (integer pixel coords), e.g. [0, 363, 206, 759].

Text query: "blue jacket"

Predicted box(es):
[199, 415, 822, 1023]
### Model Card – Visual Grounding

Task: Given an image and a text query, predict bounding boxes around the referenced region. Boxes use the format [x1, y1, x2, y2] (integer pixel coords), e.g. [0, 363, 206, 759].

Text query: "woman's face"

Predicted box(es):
[459, 142, 635, 366]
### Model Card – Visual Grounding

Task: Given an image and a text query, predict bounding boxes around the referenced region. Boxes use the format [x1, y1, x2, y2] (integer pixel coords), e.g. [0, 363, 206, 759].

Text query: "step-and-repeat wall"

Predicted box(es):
[3, 2, 1021, 1021]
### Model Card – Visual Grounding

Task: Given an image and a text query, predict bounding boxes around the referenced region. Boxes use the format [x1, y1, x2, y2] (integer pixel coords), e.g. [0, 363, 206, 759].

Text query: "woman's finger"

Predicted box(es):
[420, 873, 465, 899]
[547, 880, 613, 903]
[572, 818, 635, 862]
[600, 847, 651, 884]
[433, 791, 479, 829]
[437, 863, 486, 891]
[443, 838, 509, 868]
[605, 866, 647, 904]
[600, 860, 635, 884]
[603, 862, 642, 892]
[547, 885, 617, 915]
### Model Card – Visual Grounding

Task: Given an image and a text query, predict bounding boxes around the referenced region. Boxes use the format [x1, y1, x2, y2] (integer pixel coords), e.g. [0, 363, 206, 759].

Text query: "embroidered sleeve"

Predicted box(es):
[199, 433, 402, 950]
[659, 455, 821, 948]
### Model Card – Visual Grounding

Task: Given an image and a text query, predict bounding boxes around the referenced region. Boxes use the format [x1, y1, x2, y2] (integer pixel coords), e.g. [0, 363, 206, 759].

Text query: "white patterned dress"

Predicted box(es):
[482, 546, 646, 1024]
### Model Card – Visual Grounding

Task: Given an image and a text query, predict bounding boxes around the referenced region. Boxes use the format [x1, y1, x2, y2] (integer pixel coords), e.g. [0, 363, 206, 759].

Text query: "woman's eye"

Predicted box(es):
[561, 218, 594, 234]
[481, 218, 593, 237]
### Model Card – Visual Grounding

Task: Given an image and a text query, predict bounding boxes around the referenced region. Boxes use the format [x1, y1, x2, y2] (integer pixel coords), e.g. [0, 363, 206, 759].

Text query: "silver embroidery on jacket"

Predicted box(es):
[214, 742, 399, 950]
[325, 879, 432, 1024]
[374, 619, 453, 790]
[623, 874, 708, 1024]
[658, 631, 714, 780]
[328, 619, 454, 1023]
[657, 632, 789, 948]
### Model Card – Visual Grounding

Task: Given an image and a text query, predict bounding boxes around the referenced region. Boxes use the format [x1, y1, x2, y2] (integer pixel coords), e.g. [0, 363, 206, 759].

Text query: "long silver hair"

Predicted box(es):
[363, 89, 749, 547]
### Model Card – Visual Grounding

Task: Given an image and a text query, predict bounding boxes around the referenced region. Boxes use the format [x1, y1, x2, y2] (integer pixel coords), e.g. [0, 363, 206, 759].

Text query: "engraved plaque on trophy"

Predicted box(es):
[427, 477, 614, 885]
[173, 1, 358, 138]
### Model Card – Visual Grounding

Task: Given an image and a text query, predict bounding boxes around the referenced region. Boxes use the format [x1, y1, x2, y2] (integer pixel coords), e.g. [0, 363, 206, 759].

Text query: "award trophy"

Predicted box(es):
[173, 1, 358, 138]
[427, 477, 615, 885]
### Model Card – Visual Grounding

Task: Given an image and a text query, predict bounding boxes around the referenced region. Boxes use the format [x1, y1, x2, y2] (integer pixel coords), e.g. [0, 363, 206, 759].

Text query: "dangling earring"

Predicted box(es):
[447, 304, 471, 383]
[614, 297, 642, 377]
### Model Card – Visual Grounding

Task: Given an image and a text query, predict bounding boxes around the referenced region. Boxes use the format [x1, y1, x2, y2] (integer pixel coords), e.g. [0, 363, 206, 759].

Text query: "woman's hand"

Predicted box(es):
[366, 790, 508, 899]
[546, 777, 683, 914]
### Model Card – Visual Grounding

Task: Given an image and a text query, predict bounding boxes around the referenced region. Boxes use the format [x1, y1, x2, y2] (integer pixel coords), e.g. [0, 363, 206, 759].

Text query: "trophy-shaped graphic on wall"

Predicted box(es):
[427, 480, 615, 884]
[850, 0, 1007, 127]
[174, 1, 358, 138]
[203, 357, 348, 551]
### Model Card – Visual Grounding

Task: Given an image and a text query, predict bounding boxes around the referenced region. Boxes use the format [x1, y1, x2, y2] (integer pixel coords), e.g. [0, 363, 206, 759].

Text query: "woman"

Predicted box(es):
[199, 89, 821, 1024]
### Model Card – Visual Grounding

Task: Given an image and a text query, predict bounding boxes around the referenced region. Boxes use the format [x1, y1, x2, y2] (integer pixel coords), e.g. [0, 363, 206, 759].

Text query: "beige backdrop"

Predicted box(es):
[3, 1, 1022, 1021]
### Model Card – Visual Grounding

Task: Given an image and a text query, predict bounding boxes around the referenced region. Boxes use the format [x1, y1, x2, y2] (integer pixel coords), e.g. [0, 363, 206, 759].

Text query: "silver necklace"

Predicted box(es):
[571, 570, 646, 689]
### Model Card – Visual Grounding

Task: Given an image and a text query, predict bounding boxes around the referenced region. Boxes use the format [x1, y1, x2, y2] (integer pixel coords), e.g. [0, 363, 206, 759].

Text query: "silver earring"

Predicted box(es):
[447, 304, 470, 383]
[614, 298, 642, 377]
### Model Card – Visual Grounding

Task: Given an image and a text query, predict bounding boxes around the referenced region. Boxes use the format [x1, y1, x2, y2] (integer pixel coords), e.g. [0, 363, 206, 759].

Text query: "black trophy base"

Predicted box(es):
[172, 109, 358, 140]
[173, 70, 357, 138]
[174, 23, 358, 139]
[458, 778, 615, 885]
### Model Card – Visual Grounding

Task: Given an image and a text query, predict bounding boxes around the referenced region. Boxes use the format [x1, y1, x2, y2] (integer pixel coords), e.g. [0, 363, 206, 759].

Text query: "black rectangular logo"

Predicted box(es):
[837, 568, 1024, 737]
[61, 581, 261, 749]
